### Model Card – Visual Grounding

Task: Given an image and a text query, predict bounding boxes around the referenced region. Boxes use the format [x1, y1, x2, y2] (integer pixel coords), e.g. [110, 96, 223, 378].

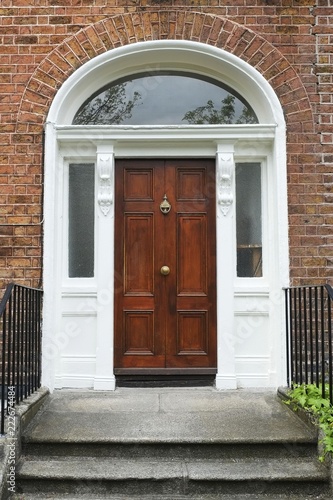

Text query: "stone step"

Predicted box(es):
[16, 457, 330, 497]
[15, 390, 330, 498]
[21, 439, 318, 460]
[12, 495, 332, 500]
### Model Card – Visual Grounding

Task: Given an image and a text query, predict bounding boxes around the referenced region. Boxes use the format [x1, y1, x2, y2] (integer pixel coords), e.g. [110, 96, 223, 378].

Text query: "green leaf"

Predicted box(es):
[287, 383, 333, 458]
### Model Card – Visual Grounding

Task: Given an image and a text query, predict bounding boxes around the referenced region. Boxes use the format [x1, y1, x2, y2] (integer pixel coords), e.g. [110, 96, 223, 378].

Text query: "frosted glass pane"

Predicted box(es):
[236, 163, 262, 278]
[73, 73, 258, 125]
[68, 164, 95, 278]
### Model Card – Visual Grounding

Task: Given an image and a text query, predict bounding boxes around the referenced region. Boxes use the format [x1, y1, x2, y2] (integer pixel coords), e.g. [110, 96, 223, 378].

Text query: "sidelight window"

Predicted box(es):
[68, 163, 95, 278]
[235, 163, 262, 278]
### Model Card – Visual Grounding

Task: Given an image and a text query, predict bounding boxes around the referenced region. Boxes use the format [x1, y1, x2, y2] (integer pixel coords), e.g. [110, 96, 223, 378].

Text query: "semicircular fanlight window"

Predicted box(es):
[73, 72, 258, 126]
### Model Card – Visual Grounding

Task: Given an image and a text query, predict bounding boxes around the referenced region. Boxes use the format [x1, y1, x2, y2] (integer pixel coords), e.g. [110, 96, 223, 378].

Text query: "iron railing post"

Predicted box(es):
[285, 288, 290, 387]
[284, 283, 333, 406]
[0, 283, 43, 436]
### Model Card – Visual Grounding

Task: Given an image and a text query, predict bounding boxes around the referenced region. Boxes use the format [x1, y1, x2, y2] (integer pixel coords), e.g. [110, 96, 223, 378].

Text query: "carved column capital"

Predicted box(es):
[97, 151, 114, 216]
[216, 145, 235, 216]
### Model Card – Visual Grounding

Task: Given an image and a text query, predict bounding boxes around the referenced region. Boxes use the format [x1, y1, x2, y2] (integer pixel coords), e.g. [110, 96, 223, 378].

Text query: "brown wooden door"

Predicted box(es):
[114, 159, 216, 373]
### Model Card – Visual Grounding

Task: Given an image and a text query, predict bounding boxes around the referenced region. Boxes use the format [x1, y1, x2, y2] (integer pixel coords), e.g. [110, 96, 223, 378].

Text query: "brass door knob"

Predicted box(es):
[160, 265, 170, 276]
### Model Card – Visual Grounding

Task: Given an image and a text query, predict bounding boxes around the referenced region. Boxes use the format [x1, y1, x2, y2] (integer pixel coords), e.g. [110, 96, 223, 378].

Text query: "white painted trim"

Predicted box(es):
[234, 311, 270, 317]
[235, 356, 272, 388]
[94, 376, 116, 391]
[215, 143, 237, 389]
[42, 122, 60, 392]
[55, 375, 95, 389]
[215, 374, 238, 390]
[94, 144, 116, 391]
[56, 125, 277, 140]
[62, 311, 98, 317]
[47, 41, 283, 126]
[42, 40, 288, 391]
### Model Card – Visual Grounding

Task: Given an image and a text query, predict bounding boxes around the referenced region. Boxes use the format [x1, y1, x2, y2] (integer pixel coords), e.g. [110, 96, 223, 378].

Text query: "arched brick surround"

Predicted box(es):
[17, 11, 314, 135]
[10, 10, 325, 289]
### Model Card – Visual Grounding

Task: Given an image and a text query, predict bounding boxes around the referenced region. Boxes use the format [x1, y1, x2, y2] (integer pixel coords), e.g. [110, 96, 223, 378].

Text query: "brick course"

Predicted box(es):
[0, 1, 332, 291]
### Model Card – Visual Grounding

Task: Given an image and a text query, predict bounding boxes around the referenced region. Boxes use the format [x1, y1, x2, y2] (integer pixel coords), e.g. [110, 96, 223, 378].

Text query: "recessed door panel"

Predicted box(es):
[177, 311, 208, 355]
[177, 168, 206, 200]
[177, 214, 207, 296]
[124, 168, 154, 201]
[124, 214, 154, 295]
[123, 311, 154, 355]
[114, 159, 216, 372]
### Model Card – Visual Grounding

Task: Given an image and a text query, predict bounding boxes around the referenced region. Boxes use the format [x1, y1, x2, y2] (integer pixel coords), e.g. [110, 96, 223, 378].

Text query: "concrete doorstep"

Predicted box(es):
[2, 387, 333, 499]
[0, 388, 50, 500]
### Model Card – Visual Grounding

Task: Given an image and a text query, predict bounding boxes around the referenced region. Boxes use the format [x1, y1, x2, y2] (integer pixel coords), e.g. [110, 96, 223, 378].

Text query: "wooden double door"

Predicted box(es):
[114, 159, 217, 374]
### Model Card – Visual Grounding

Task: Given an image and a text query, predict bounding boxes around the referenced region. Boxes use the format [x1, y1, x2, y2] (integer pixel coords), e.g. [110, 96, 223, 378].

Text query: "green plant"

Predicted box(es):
[285, 384, 333, 461]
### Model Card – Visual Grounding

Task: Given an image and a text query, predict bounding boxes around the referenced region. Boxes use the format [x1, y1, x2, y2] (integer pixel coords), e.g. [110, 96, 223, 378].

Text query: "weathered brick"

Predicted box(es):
[15, 35, 38, 44]
[0, 3, 330, 288]
[49, 16, 72, 25]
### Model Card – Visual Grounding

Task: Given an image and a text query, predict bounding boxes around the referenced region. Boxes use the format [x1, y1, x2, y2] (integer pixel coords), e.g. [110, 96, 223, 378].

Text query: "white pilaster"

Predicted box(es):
[41, 121, 59, 392]
[215, 143, 237, 389]
[94, 144, 116, 390]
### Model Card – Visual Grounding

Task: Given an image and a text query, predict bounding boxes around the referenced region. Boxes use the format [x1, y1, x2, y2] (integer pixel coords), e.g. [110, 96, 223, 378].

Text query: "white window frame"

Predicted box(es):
[234, 157, 268, 285]
[63, 159, 98, 287]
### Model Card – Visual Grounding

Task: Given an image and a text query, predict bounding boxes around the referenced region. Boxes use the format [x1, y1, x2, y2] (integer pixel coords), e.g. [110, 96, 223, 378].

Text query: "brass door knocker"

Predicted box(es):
[160, 194, 171, 214]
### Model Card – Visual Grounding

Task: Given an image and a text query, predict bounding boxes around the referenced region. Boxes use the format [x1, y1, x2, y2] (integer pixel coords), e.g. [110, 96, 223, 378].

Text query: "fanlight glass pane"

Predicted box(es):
[73, 72, 258, 125]
[236, 163, 262, 278]
[68, 164, 95, 278]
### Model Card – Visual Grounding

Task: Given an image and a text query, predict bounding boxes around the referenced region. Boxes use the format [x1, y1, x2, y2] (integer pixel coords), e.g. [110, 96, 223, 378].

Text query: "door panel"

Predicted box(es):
[123, 167, 154, 201]
[177, 168, 207, 200]
[177, 311, 208, 355]
[124, 214, 154, 295]
[123, 310, 154, 356]
[177, 214, 207, 295]
[114, 159, 216, 372]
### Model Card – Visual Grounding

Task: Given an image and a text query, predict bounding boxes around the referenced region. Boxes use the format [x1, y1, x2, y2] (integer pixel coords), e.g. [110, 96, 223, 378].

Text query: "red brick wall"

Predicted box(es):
[313, 0, 333, 284]
[0, 0, 332, 292]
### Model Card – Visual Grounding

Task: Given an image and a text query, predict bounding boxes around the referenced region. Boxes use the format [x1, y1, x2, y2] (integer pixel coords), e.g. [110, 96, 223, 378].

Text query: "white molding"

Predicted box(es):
[215, 142, 237, 385]
[235, 354, 270, 361]
[62, 311, 97, 318]
[56, 375, 116, 391]
[94, 376, 116, 391]
[215, 374, 237, 390]
[55, 355, 96, 389]
[47, 40, 284, 126]
[61, 291, 97, 297]
[234, 290, 270, 297]
[234, 311, 269, 317]
[235, 355, 271, 388]
[55, 376, 95, 389]
[43, 40, 289, 391]
[60, 355, 96, 361]
[237, 376, 271, 388]
[94, 144, 116, 391]
[56, 125, 276, 142]
[42, 122, 61, 392]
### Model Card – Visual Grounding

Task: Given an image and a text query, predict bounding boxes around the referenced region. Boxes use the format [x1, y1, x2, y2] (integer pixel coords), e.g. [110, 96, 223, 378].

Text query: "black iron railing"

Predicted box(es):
[0, 283, 43, 435]
[285, 284, 333, 405]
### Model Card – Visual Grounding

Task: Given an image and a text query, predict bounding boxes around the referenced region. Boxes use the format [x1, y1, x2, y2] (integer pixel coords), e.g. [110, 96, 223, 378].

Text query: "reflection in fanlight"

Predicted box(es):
[73, 72, 258, 126]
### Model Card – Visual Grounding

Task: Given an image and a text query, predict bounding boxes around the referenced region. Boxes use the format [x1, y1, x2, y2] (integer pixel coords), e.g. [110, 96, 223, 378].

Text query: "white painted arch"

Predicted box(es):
[48, 40, 282, 125]
[43, 40, 289, 391]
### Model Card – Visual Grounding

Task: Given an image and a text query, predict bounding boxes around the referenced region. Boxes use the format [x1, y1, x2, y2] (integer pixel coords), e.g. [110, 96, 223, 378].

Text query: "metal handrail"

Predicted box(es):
[284, 284, 333, 405]
[0, 283, 43, 435]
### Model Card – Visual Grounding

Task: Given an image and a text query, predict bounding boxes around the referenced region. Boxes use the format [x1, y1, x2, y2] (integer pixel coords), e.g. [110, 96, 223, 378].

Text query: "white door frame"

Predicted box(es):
[42, 41, 289, 391]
